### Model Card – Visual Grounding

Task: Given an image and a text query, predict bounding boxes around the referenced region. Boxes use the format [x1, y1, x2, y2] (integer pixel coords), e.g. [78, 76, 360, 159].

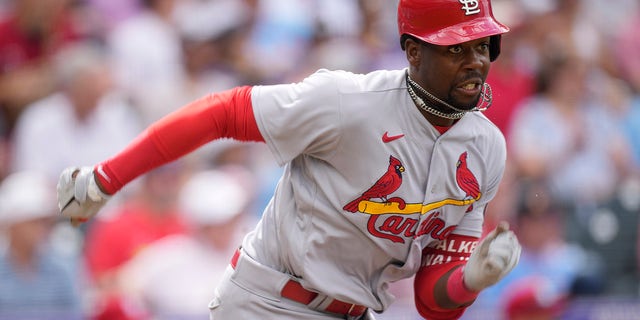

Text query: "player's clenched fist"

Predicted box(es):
[463, 221, 521, 292]
[57, 166, 110, 226]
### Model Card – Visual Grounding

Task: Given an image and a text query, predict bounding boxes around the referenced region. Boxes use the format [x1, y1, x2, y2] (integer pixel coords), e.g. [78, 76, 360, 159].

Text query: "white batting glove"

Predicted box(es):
[463, 221, 521, 292]
[57, 166, 111, 226]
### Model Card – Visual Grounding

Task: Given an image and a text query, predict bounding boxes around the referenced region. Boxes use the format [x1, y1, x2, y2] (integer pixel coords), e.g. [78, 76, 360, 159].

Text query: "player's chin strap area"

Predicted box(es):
[405, 71, 493, 120]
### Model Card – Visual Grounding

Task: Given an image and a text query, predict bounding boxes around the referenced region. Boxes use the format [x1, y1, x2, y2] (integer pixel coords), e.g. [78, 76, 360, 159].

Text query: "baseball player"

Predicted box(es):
[57, 0, 521, 319]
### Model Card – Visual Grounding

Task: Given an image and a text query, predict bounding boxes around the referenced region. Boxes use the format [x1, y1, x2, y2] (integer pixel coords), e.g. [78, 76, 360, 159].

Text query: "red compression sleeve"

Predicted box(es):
[95, 86, 263, 194]
[414, 234, 480, 320]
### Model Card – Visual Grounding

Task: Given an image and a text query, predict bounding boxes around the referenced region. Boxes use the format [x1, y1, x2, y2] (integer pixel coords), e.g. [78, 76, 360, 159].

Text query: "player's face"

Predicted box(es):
[417, 37, 491, 110]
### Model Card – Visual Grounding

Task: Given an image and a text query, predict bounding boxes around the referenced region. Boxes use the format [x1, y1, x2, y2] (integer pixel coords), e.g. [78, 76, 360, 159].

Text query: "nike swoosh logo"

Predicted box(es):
[382, 131, 405, 143]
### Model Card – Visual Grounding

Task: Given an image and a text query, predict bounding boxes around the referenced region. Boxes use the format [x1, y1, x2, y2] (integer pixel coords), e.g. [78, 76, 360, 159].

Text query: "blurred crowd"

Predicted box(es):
[0, 0, 639, 319]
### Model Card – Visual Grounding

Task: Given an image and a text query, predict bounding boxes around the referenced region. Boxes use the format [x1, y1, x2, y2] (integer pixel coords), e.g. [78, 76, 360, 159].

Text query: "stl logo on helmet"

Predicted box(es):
[459, 0, 481, 15]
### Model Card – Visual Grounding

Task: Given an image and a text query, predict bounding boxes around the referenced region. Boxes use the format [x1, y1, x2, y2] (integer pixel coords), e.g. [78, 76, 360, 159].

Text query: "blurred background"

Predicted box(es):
[0, 0, 638, 319]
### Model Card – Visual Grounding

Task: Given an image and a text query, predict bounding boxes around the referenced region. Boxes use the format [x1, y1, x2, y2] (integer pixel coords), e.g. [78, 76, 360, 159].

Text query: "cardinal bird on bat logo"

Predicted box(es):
[455, 151, 480, 212]
[343, 155, 405, 213]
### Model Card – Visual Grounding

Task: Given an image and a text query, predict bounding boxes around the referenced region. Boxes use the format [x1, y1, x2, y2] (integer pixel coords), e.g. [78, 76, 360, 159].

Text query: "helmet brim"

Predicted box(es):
[413, 16, 509, 46]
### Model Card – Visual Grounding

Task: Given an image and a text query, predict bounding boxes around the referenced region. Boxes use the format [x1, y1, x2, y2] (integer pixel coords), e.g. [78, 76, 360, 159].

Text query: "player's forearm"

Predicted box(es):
[415, 222, 521, 319]
[414, 235, 480, 319]
[95, 86, 263, 194]
[415, 263, 478, 319]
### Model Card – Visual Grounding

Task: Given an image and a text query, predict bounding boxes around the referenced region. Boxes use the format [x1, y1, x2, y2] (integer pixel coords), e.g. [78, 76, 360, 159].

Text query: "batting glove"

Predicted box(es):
[57, 166, 111, 226]
[463, 222, 521, 292]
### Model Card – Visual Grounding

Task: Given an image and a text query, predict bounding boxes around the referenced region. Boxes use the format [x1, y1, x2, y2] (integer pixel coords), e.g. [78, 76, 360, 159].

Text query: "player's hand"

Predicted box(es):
[463, 221, 521, 292]
[57, 166, 111, 227]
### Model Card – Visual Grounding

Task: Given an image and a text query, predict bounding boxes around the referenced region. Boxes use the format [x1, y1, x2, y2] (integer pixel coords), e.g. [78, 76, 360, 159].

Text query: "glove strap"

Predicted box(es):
[87, 172, 110, 202]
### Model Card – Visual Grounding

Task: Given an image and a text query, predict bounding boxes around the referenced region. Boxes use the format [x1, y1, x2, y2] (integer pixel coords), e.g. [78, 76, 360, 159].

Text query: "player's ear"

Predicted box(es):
[404, 37, 422, 67]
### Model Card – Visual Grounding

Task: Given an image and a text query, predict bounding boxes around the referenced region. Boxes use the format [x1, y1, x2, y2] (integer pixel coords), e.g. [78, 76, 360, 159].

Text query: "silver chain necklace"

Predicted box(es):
[406, 80, 466, 119]
[405, 71, 493, 120]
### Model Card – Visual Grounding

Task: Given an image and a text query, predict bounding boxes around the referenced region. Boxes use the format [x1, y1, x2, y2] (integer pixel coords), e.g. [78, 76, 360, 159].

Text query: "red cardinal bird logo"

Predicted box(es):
[343, 155, 405, 213]
[455, 152, 480, 212]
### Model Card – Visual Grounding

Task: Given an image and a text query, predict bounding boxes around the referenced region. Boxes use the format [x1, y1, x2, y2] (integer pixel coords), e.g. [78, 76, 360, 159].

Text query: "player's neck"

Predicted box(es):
[405, 72, 465, 126]
[420, 109, 456, 127]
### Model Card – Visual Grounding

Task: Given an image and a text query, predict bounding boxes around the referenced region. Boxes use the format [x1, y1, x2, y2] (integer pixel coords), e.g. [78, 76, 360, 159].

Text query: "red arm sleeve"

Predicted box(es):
[414, 234, 480, 320]
[95, 86, 263, 194]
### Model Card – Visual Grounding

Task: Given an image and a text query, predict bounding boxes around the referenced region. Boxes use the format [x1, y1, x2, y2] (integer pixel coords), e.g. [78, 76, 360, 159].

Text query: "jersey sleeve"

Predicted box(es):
[250, 69, 346, 166]
[95, 86, 263, 194]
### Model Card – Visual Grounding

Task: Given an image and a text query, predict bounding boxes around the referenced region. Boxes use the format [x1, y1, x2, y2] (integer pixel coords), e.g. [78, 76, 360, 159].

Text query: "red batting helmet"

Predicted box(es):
[398, 0, 509, 61]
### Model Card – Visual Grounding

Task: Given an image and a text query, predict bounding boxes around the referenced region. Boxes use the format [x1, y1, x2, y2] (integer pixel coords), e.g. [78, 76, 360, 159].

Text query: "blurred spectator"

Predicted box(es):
[527, 0, 612, 74]
[9, 41, 142, 181]
[83, 163, 189, 320]
[503, 276, 567, 320]
[0, 0, 84, 135]
[484, 25, 535, 139]
[512, 182, 603, 296]
[0, 171, 83, 319]
[600, 76, 640, 172]
[174, 0, 250, 95]
[87, 0, 143, 32]
[290, 0, 387, 79]
[507, 55, 637, 297]
[614, 7, 640, 94]
[242, 0, 315, 82]
[622, 94, 640, 170]
[468, 181, 602, 319]
[508, 56, 629, 206]
[127, 0, 255, 126]
[581, 0, 639, 40]
[117, 166, 256, 318]
[107, 0, 184, 125]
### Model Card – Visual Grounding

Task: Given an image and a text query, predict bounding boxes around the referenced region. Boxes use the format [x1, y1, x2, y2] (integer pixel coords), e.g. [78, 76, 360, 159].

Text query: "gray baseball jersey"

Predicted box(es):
[243, 68, 506, 312]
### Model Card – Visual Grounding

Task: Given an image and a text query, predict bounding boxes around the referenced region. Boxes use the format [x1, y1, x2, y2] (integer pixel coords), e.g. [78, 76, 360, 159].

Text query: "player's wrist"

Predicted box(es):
[93, 164, 118, 195]
[448, 266, 479, 304]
